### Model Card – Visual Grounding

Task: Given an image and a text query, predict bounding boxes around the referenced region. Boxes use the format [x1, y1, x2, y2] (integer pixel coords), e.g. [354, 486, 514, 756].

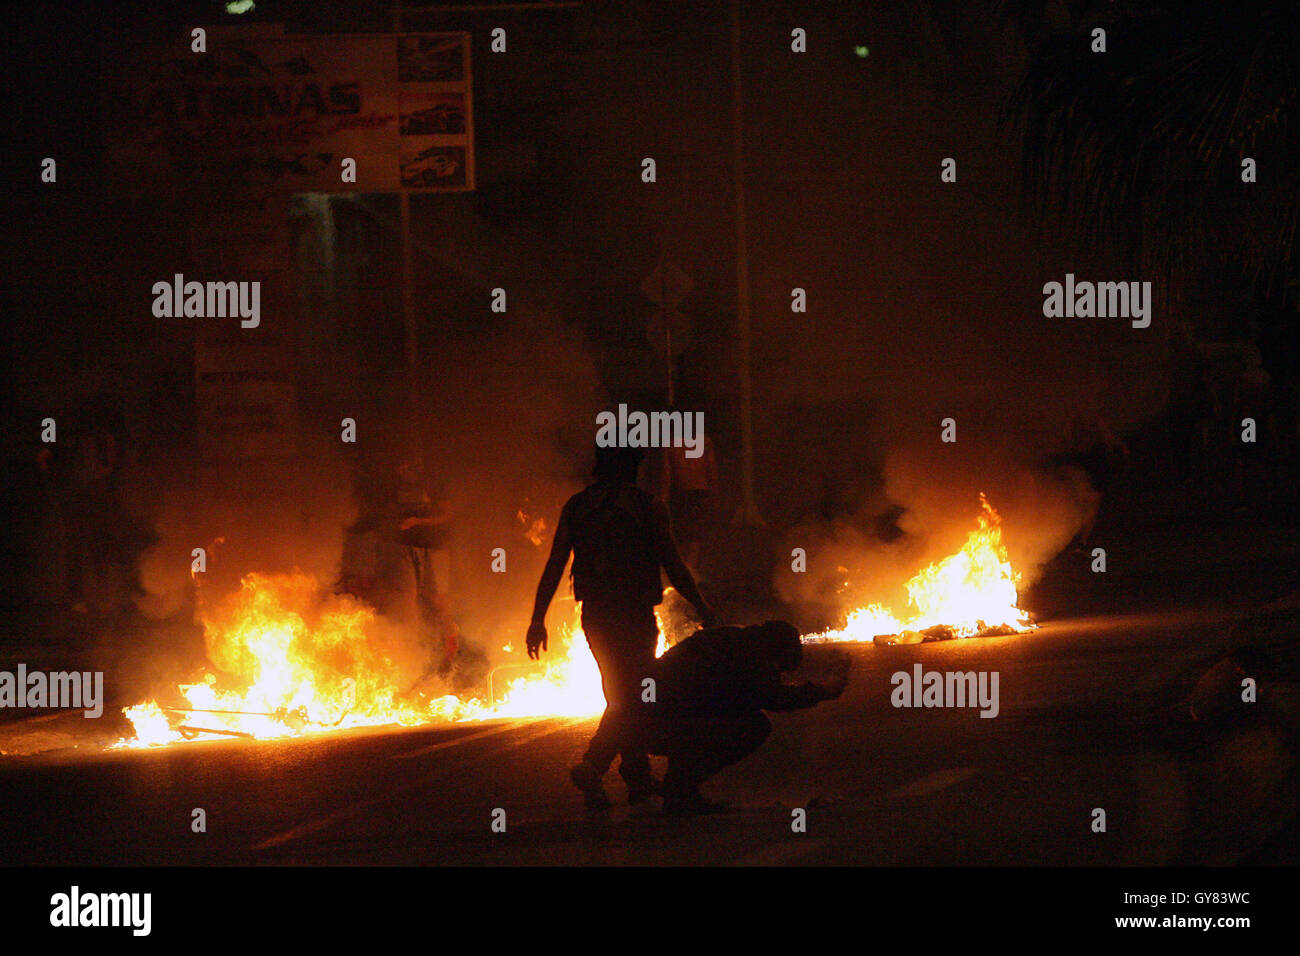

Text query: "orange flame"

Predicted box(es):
[516, 508, 549, 547]
[118, 575, 677, 748]
[807, 495, 1034, 644]
[118, 498, 1030, 748]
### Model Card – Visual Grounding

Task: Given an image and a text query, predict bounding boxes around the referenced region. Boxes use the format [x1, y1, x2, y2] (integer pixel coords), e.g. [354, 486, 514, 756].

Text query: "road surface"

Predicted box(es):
[1, 606, 1294, 865]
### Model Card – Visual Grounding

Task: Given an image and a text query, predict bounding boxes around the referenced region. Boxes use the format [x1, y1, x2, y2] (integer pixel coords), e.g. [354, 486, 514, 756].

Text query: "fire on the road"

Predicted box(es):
[118, 496, 1032, 748]
[808, 495, 1035, 644]
[119, 574, 611, 748]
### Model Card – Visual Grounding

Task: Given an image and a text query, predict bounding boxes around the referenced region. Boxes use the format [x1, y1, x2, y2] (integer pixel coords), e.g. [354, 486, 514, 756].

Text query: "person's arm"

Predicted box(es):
[648, 497, 715, 624]
[398, 480, 454, 530]
[759, 651, 849, 712]
[763, 671, 849, 712]
[526, 501, 573, 659]
[398, 502, 452, 531]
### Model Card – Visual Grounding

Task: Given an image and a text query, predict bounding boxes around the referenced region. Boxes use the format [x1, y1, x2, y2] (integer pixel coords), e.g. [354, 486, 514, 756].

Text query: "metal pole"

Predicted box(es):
[400, 189, 419, 454]
[662, 269, 674, 404]
[393, 2, 420, 455]
[729, 0, 763, 525]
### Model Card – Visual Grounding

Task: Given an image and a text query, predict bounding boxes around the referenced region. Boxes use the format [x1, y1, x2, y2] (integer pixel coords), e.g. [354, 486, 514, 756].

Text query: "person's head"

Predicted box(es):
[751, 620, 803, 672]
[592, 444, 644, 484]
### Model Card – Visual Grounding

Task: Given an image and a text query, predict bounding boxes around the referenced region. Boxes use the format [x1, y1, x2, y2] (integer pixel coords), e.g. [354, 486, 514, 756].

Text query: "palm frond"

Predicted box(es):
[998, 0, 1300, 292]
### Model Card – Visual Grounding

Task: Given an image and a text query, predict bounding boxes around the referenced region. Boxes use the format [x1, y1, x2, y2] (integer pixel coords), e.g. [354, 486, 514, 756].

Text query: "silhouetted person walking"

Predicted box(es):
[528, 445, 714, 809]
[655, 430, 719, 573]
[634, 621, 848, 815]
[392, 458, 459, 674]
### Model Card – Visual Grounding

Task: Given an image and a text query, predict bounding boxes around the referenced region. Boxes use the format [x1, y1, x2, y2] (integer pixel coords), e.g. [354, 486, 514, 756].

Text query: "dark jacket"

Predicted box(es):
[564, 482, 663, 609]
[652, 625, 826, 717]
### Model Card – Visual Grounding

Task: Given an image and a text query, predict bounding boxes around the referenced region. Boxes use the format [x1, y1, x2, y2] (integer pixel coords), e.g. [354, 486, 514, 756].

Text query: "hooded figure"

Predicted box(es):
[633, 620, 848, 815]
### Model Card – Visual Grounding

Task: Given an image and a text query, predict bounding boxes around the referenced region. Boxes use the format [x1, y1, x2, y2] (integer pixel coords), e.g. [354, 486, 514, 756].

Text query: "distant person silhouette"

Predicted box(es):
[528, 445, 714, 809]
[656, 431, 719, 575]
[392, 458, 458, 674]
[633, 621, 848, 815]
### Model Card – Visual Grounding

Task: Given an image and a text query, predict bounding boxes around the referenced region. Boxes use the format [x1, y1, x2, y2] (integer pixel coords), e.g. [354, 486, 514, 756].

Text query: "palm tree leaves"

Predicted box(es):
[999, 0, 1299, 291]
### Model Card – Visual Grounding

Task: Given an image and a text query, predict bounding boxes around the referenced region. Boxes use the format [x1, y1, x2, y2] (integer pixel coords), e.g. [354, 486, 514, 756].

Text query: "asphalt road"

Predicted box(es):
[2, 606, 1295, 866]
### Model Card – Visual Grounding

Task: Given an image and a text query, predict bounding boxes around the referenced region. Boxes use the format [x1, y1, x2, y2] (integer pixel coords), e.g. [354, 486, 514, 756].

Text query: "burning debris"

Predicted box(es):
[805, 496, 1035, 645]
[118, 572, 610, 748]
[118, 496, 1033, 749]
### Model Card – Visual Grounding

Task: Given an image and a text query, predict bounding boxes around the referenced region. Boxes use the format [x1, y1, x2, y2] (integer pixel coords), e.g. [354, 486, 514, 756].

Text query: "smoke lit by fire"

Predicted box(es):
[516, 508, 549, 547]
[806, 495, 1034, 644]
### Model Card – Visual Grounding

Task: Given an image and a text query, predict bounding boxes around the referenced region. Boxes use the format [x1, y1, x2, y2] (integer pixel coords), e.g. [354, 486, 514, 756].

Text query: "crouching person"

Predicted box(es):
[632, 620, 848, 816]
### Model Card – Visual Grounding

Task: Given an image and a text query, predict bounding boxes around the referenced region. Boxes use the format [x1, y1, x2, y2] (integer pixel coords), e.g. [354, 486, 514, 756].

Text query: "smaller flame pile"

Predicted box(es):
[807, 495, 1034, 644]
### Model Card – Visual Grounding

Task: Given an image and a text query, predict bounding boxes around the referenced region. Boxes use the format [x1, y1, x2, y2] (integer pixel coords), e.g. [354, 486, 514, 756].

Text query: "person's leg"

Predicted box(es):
[418, 550, 460, 668]
[577, 606, 658, 792]
[693, 711, 771, 781]
[579, 628, 624, 776]
[406, 546, 432, 651]
[434, 592, 459, 668]
[611, 609, 658, 792]
[569, 621, 632, 810]
[663, 711, 771, 808]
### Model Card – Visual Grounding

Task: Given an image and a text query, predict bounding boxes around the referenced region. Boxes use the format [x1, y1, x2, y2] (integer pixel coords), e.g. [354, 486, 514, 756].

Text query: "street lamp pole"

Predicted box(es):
[729, 0, 763, 526]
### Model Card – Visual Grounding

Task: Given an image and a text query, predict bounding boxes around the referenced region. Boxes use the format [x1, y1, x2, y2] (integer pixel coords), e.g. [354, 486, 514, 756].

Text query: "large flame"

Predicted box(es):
[119, 574, 660, 748]
[807, 495, 1034, 644]
[119, 495, 1031, 748]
